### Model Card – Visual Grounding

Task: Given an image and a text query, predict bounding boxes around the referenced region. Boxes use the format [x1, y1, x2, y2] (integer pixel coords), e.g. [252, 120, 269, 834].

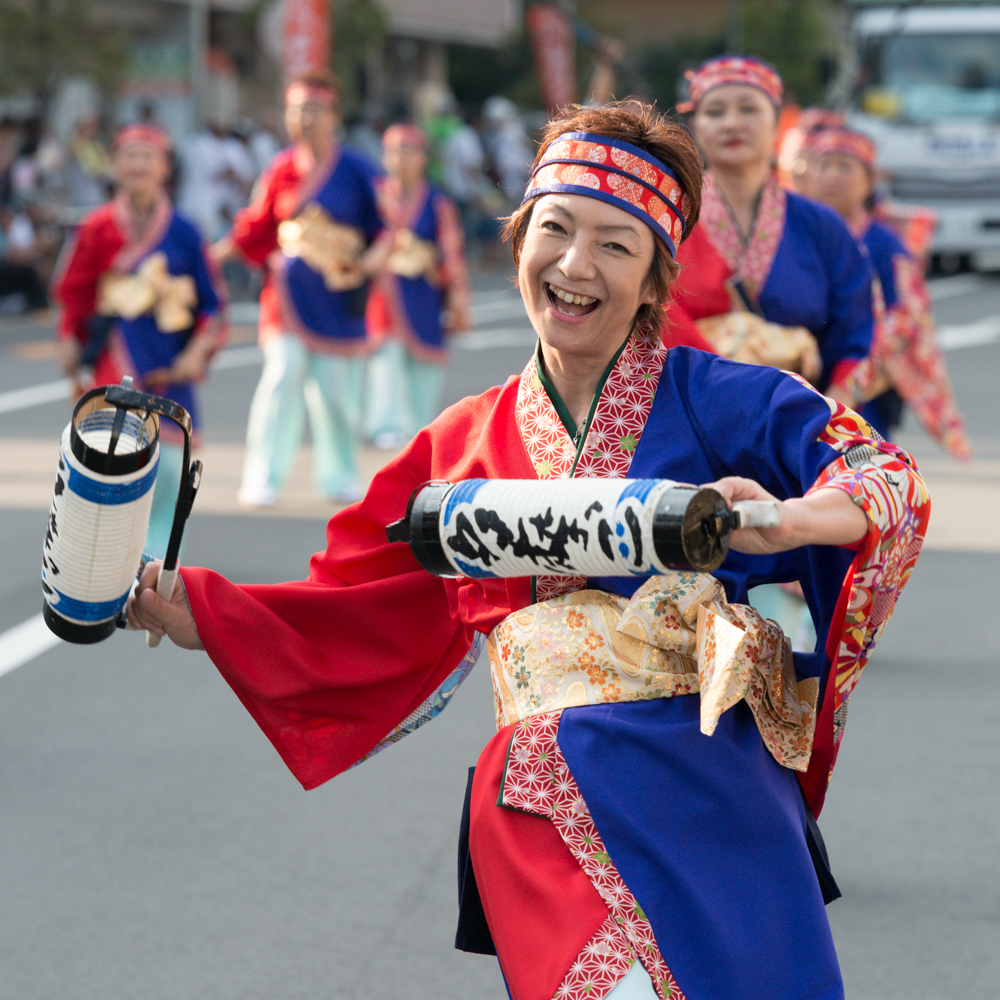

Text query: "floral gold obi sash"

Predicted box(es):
[487, 571, 819, 772]
[98, 251, 197, 332]
[278, 203, 366, 291]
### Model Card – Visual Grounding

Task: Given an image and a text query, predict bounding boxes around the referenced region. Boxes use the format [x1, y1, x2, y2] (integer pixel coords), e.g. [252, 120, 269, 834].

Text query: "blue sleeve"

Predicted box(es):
[346, 150, 383, 245]
[679, 352, 846, 500]
[671, 350, 860, 676]
[187, 225, 221, 317]
[863, 221, 910, 310]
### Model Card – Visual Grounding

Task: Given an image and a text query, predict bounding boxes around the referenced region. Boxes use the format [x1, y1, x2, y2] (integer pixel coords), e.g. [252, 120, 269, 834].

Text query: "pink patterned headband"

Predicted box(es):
[382, 123, 428, 150]
[522, 131, 689, 258]
[678, 55, 783, 113]
[285, 82, 338, 108]
[808, 127, 877, 172]
[114, 123, 171, 154]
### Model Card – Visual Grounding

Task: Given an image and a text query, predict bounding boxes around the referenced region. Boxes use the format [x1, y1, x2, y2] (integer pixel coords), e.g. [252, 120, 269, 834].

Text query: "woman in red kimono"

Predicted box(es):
[809, 126, 971, 457]
[126, 102, 928, 1000]
[666, 57, 873, 405]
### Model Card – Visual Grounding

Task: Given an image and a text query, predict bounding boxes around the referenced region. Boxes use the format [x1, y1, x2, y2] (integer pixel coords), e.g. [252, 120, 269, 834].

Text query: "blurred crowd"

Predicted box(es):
[0, 90, 536, 317]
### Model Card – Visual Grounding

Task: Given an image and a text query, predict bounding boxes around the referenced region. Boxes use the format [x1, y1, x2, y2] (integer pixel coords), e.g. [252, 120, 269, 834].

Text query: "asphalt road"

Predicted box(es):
[1, 268, 998, 999]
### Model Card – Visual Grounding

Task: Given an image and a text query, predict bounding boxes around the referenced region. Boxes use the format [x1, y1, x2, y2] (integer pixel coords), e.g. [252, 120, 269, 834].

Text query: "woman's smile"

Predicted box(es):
[544, 281, 601, 320]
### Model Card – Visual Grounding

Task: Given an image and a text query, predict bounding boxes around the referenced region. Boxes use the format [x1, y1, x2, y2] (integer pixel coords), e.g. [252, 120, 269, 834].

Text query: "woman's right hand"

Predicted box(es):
[125, 561, 205, 650]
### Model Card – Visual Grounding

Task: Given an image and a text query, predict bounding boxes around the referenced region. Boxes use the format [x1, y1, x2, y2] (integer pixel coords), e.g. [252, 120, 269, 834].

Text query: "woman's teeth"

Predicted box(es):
[548, 284, 597, 307]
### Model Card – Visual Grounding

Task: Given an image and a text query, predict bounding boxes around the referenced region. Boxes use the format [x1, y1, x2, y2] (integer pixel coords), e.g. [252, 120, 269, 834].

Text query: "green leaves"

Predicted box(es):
[0, 0, 127, 101]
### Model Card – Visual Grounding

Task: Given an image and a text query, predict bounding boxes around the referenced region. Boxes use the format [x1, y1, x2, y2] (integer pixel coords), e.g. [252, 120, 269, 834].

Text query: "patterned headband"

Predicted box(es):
[114, 123, 171, 154]
[678, 55, 783, 113]
[382, 123, 428, 150]
[522, 131, 688, 258]
[807, 127, 877, 171]
[285, 82, 338, 108]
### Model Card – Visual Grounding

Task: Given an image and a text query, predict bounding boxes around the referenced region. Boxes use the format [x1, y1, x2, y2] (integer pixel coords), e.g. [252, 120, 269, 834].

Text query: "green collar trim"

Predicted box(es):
[530, 334, 631, 599]
[534, 334, 630, 472]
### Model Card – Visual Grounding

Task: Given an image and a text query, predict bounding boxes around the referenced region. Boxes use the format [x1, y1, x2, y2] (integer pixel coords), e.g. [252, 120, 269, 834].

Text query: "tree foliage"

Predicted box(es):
[622, 0, 835, 112]
[0, 0, 127, 103]
[331, 0, 387, 112]
[741, 0, 832, 105]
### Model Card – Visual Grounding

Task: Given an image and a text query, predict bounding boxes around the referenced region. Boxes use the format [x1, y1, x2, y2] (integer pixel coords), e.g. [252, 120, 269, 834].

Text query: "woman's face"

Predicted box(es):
[813, 153, 872, 219]
[114, 143, 169, 200]
[518, 192, 657, 363]
[692, 84, 778, 171]
[383, 142, 427, 187]
[284, 98, 338, 148]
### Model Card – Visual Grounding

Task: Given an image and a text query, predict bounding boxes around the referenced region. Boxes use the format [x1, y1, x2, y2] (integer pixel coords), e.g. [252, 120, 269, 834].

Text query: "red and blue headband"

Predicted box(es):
[522, 131, 689, 258]
[807, 127, 877, 172]
[678, 55, 783, 112]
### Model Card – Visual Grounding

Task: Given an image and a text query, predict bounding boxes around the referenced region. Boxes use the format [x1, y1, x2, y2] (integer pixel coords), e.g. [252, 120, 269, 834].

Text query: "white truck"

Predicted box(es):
[843, 2, 1000, 271]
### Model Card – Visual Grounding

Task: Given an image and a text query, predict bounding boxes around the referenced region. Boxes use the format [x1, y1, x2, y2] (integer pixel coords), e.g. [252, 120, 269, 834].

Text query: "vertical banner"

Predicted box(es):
[526, 3, 577, 112]
[282, 0, 332, 81]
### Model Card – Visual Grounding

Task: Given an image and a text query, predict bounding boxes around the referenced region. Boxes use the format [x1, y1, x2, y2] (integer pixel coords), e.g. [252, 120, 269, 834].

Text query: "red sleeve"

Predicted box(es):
[180, 381, 533, 789]
[660, 296, 717, 352]
[228, 154, 291, 266]
[51, 206, 123, 343]
[670, 225, 735, 321]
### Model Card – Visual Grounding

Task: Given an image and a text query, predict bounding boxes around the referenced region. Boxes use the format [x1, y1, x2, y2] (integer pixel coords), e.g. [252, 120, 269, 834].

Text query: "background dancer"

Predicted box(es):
[127, 102, 928, 1000]
[809, 126, 971, 457]
[365, 123, 471, 449]
[666, 56, 873, 406]
[52, 122, 224, 558]
[212, 73, 384, 508]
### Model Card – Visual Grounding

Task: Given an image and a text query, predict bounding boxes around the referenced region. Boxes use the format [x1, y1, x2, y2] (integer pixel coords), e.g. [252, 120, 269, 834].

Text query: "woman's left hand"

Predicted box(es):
[705, 476, 869, 554]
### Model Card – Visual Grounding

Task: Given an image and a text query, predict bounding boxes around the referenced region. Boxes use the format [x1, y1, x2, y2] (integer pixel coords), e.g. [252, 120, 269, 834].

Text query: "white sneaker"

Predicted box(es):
[238, 483, 277, 509]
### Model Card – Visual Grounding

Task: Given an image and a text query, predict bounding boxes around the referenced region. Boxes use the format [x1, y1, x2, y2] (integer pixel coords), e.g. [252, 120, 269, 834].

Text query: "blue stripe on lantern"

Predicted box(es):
[444, 478, 486, 524]
[66, 457, 158, 505]
[618, 479, 657, 504]
[45, 585, 130, 622]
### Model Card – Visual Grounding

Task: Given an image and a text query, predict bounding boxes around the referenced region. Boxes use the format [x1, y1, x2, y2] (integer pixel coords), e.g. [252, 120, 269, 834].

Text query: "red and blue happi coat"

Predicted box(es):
[53, 193, 224, 436]
[180, 332, 928, 1000]
[229, 143, 381, 352]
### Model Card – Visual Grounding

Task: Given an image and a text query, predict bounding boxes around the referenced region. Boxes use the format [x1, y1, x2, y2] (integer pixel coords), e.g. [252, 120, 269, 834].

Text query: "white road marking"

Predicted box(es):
[456, 327, 536, 351]
[0, 379, 71, 415]
[937, 315, 1000, 350]
[0, 612, 60, 679]
[927, 274, 996, 302]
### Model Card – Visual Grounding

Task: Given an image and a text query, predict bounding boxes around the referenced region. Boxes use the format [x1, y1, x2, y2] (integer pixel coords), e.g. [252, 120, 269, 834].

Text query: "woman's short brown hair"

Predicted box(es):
[503, 101, 703, 332]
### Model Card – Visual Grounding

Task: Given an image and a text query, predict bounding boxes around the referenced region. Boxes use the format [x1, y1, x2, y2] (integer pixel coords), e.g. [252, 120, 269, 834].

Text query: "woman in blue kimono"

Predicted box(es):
[365, 123, 471, 448]
[53, 123, 224, 557]
[213, 74, 385, 508]
[667, 57, 874, 405]
[809, 125, 971, 457]
[127, 102, 928, 1000]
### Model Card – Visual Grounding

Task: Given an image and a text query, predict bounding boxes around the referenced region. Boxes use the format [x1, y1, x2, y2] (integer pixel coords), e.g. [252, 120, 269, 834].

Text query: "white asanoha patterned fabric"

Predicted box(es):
[515, 328, 667, 601]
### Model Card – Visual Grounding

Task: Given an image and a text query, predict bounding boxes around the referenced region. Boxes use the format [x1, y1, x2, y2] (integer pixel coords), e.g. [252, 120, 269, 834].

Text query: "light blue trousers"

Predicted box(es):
[241, 334, 363, 498]
[364, 339, 446, 440]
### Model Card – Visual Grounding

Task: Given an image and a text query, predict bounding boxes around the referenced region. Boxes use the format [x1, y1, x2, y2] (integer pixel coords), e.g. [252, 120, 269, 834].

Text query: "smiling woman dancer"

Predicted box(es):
[666, 57, 874, 405]
[127, 103, 929, 1000]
